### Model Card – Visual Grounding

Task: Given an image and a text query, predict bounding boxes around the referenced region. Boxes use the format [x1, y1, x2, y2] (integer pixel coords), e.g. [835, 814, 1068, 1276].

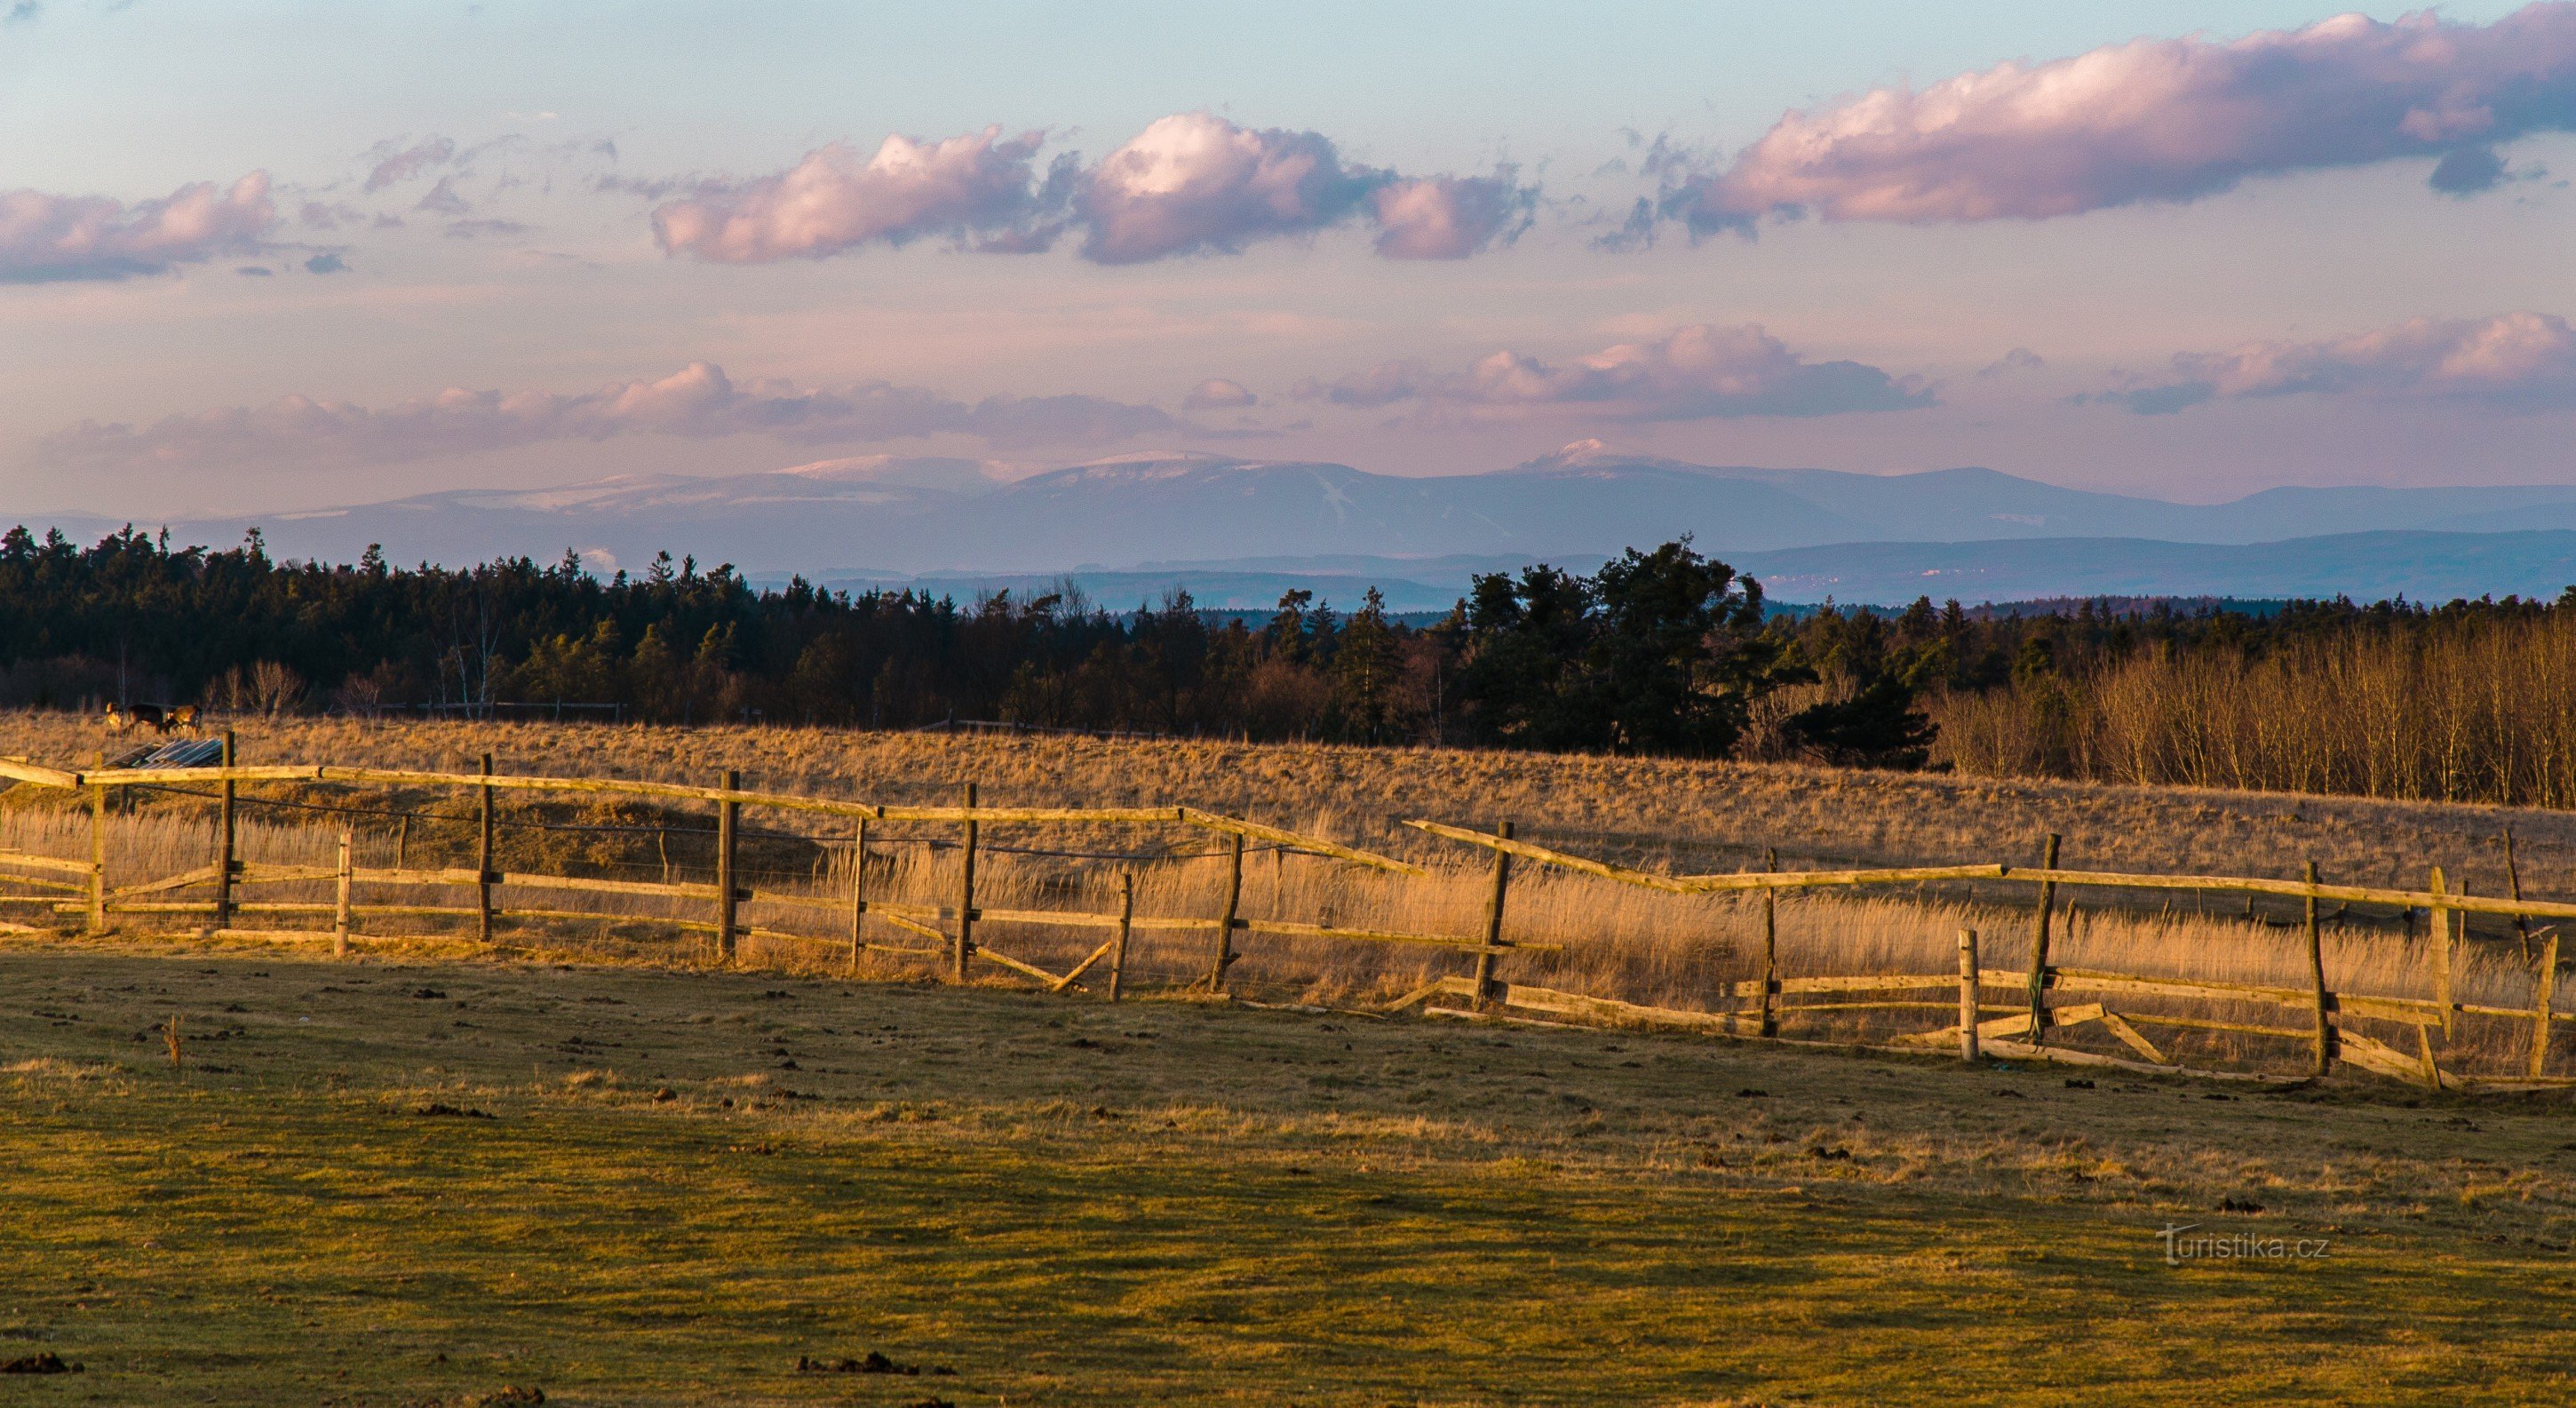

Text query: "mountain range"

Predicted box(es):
[19, 446, 2576, 608]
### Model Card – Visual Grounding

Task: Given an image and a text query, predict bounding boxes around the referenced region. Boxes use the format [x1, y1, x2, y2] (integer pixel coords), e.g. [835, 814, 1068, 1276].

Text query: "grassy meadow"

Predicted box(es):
[5, 939, 2576, 1405]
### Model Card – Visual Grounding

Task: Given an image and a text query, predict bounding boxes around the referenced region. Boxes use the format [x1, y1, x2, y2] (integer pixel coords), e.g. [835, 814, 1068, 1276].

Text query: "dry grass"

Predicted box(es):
[5, 710, 2568, 1079]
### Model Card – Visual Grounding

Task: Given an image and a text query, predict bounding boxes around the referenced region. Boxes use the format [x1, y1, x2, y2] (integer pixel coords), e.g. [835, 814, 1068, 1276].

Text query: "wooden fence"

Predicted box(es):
[0, 738, 2569, 1093]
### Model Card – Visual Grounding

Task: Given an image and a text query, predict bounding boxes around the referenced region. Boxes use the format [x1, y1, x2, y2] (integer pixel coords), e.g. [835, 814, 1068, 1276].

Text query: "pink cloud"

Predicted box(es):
[44, 362, 1185, 469]
[0, 173, 275, 282]
[1370, 171, 1536, 259]
[1670, 4, 2576, 231]
[649, 112, 1538, 266]
[1077, 113, 1380, 262]
[652, 127, 1059, 262]
[1183, 378, 1259, 410]
[2103, 312, 2576, 413]
[1301, 324, 1933, 421]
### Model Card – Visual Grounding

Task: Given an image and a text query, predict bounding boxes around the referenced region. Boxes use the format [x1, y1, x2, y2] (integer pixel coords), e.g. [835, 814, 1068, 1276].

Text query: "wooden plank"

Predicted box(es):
[1384, 976, 1477, 1012]
[1050, 935, 1121, 994]
[2047, 967, 2314, 1007]
[0, 848, 95, 877]
[2414, 1023, 2444, 1092]
[2111, 1012, 2315, 1039]
[2096, 1010, 2167, 1064]
[1678, 863, 2011, 894]
[874, 910, 950, 947]
[2334, 1028, 2423, 1083]
[80, 764, 322, 786]
[713, 766, 737, 961]
[1974, 1038, 2182, 1077]
[973, 943, 1068, 987]
[2009, 865, 2576, 926]
[1488, 980, 1738, 1034]
[1187, 808, 1422, 875]
[0, 759, 82, 788]
[1238, 917, 1547, 954]
[1405, 820, 1696, 894]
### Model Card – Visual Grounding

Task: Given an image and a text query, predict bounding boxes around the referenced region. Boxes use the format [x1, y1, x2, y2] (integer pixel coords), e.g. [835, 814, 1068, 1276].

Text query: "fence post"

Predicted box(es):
[1758, 846, 1779, 1038]
[2025, 832, 2060, 1045]
[2306, 859, 2332, 1077]
[2506, 827, 2533, 962]
[334, 830, 354, 959]
[716, 768, 740, 963]
[846, 817, 868, 973]
[86, 753, 107, 935]
[1208, 831, 1245, 992]
[1109, 871, 1133, 1004]
[477, 752, 496, 944]
[1957, 928, 1980, 1063]
[214, 729, 236, 931]
[2531, 933, 2561, 1080]
[1472, 820, 1514, 1002]
[952, 781, 976, 983]
[2429, 863, 2453, 1037]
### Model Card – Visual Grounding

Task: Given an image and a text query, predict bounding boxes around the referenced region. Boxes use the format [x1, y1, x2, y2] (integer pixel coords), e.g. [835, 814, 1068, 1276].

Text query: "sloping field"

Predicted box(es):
[4, 939, 2574, 1404]
[7, 712, 2564, 889]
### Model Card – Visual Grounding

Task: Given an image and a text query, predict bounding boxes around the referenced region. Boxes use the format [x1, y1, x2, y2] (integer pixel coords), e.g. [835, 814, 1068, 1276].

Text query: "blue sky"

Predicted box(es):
[5, 1, 2572, 516]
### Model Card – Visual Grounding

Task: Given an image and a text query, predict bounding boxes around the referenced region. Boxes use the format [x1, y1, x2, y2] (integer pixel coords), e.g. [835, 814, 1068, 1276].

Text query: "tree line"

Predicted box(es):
[10, 523, 2574, 806]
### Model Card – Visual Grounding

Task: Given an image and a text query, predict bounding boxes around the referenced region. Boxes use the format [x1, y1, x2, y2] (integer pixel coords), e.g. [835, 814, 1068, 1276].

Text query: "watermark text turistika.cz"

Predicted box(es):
[2157, 1223, 2330, 1266]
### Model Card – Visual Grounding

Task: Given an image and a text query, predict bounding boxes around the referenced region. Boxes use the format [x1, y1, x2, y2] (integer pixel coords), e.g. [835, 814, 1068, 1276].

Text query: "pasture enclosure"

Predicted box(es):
[4, 733, 2573, 1090]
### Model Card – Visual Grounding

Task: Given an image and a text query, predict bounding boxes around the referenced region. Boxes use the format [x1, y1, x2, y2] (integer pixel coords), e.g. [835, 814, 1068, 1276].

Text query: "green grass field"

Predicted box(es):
[4, 940, 2576, 1405]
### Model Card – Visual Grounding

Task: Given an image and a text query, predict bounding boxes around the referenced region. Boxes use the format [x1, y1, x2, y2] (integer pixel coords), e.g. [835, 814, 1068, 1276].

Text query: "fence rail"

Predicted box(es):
[5, 737, 2572, 1090]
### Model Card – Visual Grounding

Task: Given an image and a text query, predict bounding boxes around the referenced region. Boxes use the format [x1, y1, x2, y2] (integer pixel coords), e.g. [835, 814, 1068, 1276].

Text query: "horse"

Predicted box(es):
[166, 705, 199, 734]
[106, 703, 176, 734]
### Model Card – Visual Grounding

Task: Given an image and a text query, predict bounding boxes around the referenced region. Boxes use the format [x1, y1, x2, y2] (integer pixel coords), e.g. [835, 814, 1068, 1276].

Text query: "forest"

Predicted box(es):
[4, 522, 2573, 806]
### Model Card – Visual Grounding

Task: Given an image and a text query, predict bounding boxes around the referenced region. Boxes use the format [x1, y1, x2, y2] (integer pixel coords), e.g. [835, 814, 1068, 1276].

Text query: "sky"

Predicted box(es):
[5, 0, 2576, 518]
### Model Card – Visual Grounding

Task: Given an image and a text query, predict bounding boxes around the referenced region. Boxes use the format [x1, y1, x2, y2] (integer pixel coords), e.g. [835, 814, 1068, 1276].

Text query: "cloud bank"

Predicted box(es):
[1667, 4, 2576, 232]
[654, 112, 1535, 265]
[2103, 312, 2576, 413]
[0, 173, 275, 282]
[1301, 324, 1933, 422]
[45, 362, 1185, 470]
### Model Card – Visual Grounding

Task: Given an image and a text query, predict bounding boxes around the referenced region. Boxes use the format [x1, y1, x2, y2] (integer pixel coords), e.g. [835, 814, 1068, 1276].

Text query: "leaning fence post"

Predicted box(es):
[214, 729, 236, 931]
[1208, 831, 1245, 992]
[1957, 928, 1980, 1063]
[2531, 933, 2561, 1080]
[2025, 832, 2060, 1045]
[952, 781, 976, 983]
[1758, 846, 1779, 1038]
[1109, 871, 1133, 1004]
[2429, 863, 2453, 1037]
[2306, 859, 2332, 1077]
[477, 752, 497, 944]
[334, 830, 354, 959]
[846, 817, 868, 973]
[1472, 821, 1515, 1002]
[86, 753, 107, 935]
[715, 768, 740, 963]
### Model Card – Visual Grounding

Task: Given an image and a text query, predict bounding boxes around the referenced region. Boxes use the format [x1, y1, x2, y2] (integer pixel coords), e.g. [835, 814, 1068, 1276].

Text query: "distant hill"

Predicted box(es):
[16, 446, 2576, 605]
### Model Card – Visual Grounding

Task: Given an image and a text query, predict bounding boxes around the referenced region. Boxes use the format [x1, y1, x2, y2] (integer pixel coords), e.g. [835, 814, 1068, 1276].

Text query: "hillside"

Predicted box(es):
[10, 712, 2559, 895]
